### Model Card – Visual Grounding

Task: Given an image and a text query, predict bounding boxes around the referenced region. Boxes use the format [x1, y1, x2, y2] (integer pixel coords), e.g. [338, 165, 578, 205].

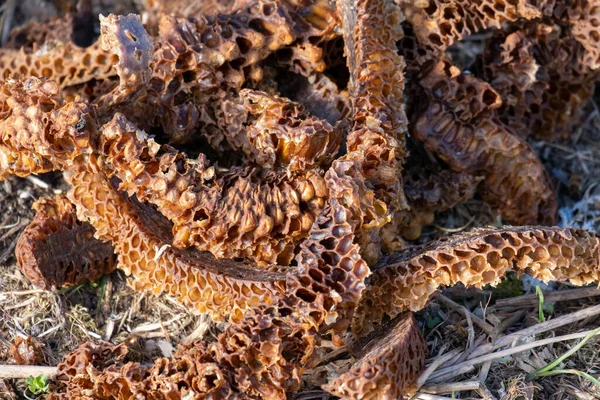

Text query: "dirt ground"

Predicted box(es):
[2, 1, 600, 400]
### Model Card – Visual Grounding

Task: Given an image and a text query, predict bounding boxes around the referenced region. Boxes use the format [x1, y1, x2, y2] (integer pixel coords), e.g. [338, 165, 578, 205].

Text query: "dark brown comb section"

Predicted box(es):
[16, 195, 117, 290]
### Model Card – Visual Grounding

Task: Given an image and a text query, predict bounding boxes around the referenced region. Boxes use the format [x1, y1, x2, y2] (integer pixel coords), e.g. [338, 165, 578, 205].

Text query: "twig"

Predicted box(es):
[427, 328, 600, 383]
[490, 310, 527, 339]
[479, 360, 492, 385]
[469, 304, 600, 359]
[0, 0, 16, 45]
[0, 365, 58, 379]
[130, 314, 185, 334]
[0, 218, 28, 242]
[25, 176, 50, 190]
[414, 395, 461, 400]
[417, 348, 463, 388]
[421, 380, 480, 394]
[491, 287, 600, 311]
[0, 235, 20, 266]
[436, 294, 495, 336]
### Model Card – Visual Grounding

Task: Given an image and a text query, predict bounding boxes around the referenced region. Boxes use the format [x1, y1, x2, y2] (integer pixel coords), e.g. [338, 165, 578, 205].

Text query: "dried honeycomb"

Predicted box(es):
[336, 0, 409, 265]
[324, 312, 427, 400]
[0, 40, 117, 90]
[55, 150, 371, 398]
[397, 0, 541, 53]
[277, 72, 351, 127]
[481, 23, 599, 141]
[10, 336, 44, 366]
[213, 88, 341, 172]
[16, 195, 117, 290]
[6, 0, 600, 397]
[381, 162, 482, 248]
[354, 226, 600, 336]
[128, 0, 339, 144]
[66, 169, 289, 324]
[98, 113, 328, 266]
[413, 59, 557, 225]
[0, 78, 95, 180]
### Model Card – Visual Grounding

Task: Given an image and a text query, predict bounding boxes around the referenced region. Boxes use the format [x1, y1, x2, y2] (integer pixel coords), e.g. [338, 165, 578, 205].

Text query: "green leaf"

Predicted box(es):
[536, 286, 545, 322]
[526, 325, 600, 381]
[26, 375, 49, 395]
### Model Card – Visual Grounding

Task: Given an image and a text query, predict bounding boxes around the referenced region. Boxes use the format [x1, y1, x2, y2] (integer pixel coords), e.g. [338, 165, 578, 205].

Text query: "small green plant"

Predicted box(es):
[26, 375, 49, 395]
[526, 325, 600, 388]
[535, 286, 554, 322]
[426, 314, 442, 329]
[536, 286, 545, 322]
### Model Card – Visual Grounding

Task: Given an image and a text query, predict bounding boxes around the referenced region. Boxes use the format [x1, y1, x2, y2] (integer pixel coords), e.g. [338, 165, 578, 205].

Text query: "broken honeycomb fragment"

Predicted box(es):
[99, 113, 328, 266]
[128, 0, 339, 144]
[481, 22, 599, 141]
[324, 312, 427, 400]
[354, 226, 600, 336]
[10, 336, 44, 366]
[0, 78, 96, 180]
[66, 169, 289, 324]
[16, 195, 117, 290]
[397, 0, 541, 53]
[214, 88, 341, 172]
[413, 59, 557, 225]
[336, 0, 410, 265]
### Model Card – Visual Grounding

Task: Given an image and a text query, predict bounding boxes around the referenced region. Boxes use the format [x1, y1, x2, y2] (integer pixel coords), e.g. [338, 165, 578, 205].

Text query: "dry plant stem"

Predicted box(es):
[491, 286, 600, 310]
[435, 294, 495, 335]
[420, 380, 481, 394]
[0, 0, 16, 45]
[427, 328, 600, 383]
[470, 303, 600, 359]
[417, 348, 463, 388]
[414, 395, 462, 400]
[0, 365, 57, 379]
[490, 310, 527, 338]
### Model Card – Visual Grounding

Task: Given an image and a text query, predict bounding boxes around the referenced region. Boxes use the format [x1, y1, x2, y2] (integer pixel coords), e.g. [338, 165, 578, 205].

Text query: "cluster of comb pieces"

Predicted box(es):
[2, 0, 600, 398]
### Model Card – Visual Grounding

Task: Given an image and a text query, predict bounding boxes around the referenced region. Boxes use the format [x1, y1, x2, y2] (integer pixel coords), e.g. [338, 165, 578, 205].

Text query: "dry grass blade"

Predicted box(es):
[427, 328, 600, 383]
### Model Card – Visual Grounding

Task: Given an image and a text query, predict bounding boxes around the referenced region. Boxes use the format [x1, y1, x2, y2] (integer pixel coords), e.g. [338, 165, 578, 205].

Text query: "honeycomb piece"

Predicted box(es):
[324, 313, 427, 400]
[0, 78, 96, 180]
[414, 59, 557, 225]
[336, 0, 409, 264]
[569, 0, 600, 71]
[0, 40, 117, 89]
[66, 170, 289, 323]
[271, 38, 338, 78]
[5, 14, 75, 49]
[403, 162, 481, 212]
[277, 71, 351, 127]
[129, 0, 339, 144]
[10, 336, 44, 365]
[54, 152, 371, 398]
[481, 23, 598, 141]
[354, 226, 600, 335]
[143, 0, 253, 17]
[99, 113, 328, 266]
[50, 341, 230, 399]
[380, 162, 482, 249]
[16, 195, 117, 291]
[93, 14, 153, 117]
[214, 88, 341, 172]
[397, 0, 541, 53]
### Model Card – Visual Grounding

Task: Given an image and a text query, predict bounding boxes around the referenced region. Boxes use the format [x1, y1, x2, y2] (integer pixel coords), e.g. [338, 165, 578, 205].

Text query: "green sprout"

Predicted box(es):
[526, 325, 600, 388]
[26, 375, 49, 395]
[536, 286, 545, 322]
